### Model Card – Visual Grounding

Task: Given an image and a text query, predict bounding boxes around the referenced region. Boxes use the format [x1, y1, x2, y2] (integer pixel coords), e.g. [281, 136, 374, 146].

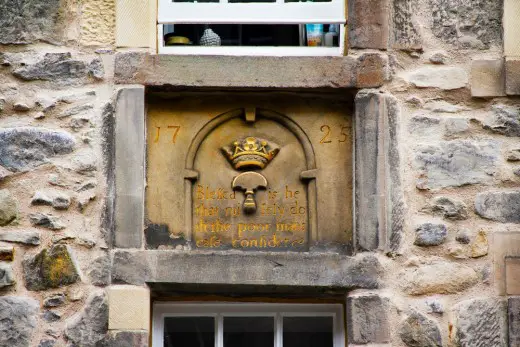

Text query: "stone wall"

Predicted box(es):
[0, 0, 518, 347]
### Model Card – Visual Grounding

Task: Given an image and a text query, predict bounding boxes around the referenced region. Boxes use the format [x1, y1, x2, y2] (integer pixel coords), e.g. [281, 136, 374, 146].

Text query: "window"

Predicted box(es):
[157, 0, 345, 55]
[153, 302, 345, 347]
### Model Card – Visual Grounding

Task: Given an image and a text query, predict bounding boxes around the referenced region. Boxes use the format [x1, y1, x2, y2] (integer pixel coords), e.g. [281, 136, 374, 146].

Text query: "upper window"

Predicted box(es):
[157, 0, 345, 55]
[152, 302, 346, 347]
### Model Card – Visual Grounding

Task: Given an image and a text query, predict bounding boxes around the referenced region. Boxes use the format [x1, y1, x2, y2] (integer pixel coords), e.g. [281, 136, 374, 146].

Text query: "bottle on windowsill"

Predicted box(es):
[324, 24, 339, 47]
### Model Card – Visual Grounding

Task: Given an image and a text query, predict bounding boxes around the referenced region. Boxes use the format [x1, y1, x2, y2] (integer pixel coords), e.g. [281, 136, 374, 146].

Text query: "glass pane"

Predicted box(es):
[164, 317, 215, 347]
[173, 0, 219, 3]
[285, 0, 331, 2]
[283, 316, 334, 347]
[163, 24, 339, 47]
[224, 317, 274, 347]
[229, 0, 276, 3]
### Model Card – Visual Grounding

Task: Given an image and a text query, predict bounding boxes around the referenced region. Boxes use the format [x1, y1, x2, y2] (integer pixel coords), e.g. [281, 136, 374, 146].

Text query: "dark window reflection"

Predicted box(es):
[224, 317, 274, 347]
[283, 316, 333, 347]
[164, 317, 215, 347]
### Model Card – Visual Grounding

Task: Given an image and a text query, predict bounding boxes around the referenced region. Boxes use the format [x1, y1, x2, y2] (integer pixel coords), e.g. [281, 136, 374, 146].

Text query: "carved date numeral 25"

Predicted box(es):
[154, 125, 181, 144]
[319, 125, 349, 144]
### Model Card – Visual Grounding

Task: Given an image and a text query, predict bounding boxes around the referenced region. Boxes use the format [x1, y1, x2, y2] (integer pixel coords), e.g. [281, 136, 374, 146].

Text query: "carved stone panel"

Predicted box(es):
[146, 94, 353, 253]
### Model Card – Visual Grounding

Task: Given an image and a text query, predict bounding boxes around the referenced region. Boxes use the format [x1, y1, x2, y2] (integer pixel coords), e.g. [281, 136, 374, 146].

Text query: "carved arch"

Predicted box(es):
[183, 108, 317, 247]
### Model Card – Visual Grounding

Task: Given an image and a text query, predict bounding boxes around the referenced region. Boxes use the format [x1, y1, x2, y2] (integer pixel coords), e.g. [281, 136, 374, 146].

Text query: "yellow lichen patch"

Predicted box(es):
[40, 245, 80, 288]
[80, 0, 116, 46]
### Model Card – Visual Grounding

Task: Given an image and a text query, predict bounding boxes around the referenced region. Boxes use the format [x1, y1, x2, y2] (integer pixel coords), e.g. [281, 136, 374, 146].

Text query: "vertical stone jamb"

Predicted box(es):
[354, 90, 403, 253]
[114, 86, 146, 248]
[504, 0, 520, 95]
[116, 0, 157, 49]
[107, 285, 150, 347]
[504, 0, 520, 57]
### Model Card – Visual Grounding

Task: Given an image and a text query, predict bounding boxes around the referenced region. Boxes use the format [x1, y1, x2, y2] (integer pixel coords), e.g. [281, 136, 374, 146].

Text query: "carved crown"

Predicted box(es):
[221, 136, 280, 170]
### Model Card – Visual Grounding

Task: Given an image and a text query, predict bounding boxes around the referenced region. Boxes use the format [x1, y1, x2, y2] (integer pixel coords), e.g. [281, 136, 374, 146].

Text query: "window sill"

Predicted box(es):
[114, 52, 388, 89]
[111, 250, 381, 292]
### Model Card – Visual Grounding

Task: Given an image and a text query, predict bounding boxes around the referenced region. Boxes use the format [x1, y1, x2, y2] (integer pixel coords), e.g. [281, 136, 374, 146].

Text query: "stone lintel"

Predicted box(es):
[111, 250, 382, 291]
[354, 90, 404, 253]
[114, 52, 388, 89]
[114, 86, 145, 248]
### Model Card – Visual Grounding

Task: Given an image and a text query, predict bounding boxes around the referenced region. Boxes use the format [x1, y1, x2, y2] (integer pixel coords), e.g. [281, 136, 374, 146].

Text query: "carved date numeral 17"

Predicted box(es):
[319, 125, 349, 144]
[154, 125, 181, 144]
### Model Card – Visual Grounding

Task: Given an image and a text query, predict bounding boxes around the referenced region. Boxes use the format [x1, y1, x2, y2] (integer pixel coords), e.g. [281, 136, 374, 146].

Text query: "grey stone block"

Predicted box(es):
[101, 102, 115, 248]
[414, 140, 499, 189]
[0, 127, 75, 172]
[354, 90, 404, 253]
[29, 212, 65, 230]
[111, 250, 382, 290]
[88, 254, 110, 287]
[0, 296, 39, 347]
[348, 0, 389, 49]
[453, 298, 507, 347]
[508, 297, 520, 347]
[431, 0, 502, 49]
[0, 0, 61, 44]
[399, 311, 442, 347]
[347, 292, 390, 344]
[111, 251, 150, 286]
[13, 53, 85, 82]
[424, 196, 468, 220]
[391, 0, 422, 51]
[414, 223, 447, 247]
[0, 263, 15, 288]
[0, 230, 40, 246]
[103, 331, 148, 347]
[65, 290, 108, 347]
[475, 191, 520, 224]
[43, 294, 66, 308]
[408, 116, 441, 135]
[485, 104, 520, 137]
[114, 87, 145, 249]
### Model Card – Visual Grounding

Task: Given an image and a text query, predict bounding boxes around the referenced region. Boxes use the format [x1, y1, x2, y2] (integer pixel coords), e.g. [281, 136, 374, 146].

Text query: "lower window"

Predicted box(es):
[153, 302, 345, 347]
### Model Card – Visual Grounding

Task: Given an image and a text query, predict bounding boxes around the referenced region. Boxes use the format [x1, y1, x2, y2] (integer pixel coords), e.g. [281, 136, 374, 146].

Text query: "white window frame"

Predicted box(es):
[152, 302, 346, 347]
[157, 0, 346, 55]
[157, 25, 346, 56]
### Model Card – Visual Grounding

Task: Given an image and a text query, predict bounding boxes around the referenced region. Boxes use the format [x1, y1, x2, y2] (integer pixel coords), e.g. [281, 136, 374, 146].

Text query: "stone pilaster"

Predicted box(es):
[354, 90, 404, 253]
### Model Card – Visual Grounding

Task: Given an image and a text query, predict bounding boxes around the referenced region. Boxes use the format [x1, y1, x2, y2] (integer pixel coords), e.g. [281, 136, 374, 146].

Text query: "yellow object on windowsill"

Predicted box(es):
[165, 36, 191, 45]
